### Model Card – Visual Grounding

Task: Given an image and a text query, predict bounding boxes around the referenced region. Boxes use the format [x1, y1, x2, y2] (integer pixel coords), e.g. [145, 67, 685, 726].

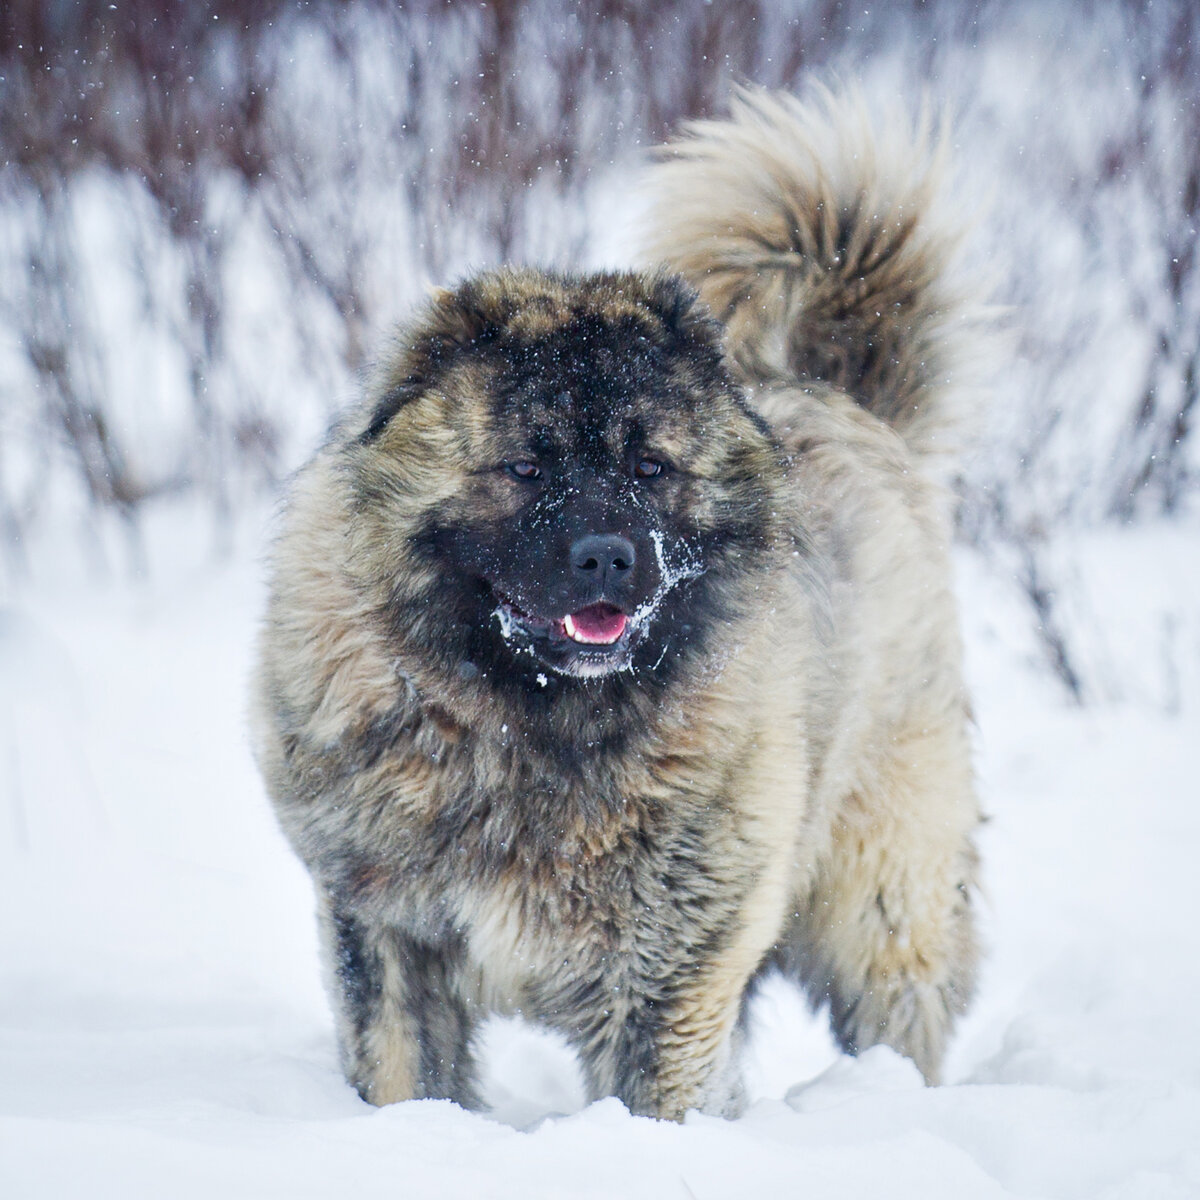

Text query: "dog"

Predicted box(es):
[250, 87, 983, 1120]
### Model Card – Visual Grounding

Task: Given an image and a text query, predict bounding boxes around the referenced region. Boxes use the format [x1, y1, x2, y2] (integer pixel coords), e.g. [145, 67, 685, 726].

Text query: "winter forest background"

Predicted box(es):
[2, 3, 1199, 1197]
[2, 0, 1198, 703]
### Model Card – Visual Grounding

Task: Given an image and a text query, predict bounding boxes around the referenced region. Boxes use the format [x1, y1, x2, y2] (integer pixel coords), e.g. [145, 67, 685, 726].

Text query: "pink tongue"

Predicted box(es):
[564, 604, 628, 645]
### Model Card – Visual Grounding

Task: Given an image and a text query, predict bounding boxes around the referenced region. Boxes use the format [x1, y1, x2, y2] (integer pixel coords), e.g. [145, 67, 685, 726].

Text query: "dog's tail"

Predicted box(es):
[642, 86, 984, 461]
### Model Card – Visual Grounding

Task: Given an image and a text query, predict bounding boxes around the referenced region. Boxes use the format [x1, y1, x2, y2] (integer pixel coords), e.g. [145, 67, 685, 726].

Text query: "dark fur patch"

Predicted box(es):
[328, 907, 383, 1068]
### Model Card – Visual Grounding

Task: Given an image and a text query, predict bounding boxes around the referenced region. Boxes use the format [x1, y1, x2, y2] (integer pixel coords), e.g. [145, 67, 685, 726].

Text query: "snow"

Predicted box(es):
[2, 510, 1198, 1198]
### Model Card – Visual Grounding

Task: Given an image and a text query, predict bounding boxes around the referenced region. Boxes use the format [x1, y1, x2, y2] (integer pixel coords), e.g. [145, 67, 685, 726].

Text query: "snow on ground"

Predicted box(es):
[1, 510, 1198, 1199]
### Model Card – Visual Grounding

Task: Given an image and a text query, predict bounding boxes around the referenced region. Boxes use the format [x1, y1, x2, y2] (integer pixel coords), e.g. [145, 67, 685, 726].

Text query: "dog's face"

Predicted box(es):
[347, 270, 782, 690]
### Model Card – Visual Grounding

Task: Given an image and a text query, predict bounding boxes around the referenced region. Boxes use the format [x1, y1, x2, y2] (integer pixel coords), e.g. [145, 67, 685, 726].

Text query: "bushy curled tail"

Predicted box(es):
[642, 86, 983, 460]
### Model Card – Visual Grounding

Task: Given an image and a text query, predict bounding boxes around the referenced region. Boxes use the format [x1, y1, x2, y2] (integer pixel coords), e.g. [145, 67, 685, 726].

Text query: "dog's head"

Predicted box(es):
[345, 269, 782, 693]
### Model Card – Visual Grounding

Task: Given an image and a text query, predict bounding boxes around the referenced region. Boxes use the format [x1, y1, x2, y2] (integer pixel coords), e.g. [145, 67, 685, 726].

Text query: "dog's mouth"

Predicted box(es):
[562, 603, 627, 645]
[492, 593, 638, 675]
[496, 597, 629, 646]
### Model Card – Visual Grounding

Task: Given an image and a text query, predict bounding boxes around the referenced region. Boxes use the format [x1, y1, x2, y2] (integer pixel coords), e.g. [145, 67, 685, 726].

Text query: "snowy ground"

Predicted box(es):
[2, 510, 1198, 1199]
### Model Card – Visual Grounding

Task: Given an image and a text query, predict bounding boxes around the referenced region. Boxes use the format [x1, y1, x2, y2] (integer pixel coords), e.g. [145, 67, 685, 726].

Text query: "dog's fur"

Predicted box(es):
[251, 87, 982, 1121]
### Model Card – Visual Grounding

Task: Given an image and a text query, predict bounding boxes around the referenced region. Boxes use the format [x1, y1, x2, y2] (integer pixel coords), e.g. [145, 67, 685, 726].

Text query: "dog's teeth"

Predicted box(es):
[564, 614, 580, 641]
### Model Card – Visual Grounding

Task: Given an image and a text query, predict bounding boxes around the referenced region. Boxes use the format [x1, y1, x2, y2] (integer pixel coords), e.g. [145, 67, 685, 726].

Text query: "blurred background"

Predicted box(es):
[1, 0, 1197, 702]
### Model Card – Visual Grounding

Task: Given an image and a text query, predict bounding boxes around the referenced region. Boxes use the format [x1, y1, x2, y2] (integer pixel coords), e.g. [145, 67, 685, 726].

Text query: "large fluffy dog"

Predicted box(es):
[251, 89, 982, 1121]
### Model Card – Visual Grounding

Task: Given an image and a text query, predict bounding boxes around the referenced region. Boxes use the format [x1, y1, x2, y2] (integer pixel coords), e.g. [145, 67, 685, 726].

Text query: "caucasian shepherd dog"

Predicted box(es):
[252, 88, 983, 1120]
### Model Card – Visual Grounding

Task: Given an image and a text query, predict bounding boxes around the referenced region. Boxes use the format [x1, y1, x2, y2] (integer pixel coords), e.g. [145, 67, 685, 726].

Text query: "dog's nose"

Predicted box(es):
[570, 534, 636, 583]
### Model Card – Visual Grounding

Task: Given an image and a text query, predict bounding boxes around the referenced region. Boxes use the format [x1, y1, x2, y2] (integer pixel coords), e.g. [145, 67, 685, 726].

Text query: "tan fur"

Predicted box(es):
[250, 87, 984, 1121]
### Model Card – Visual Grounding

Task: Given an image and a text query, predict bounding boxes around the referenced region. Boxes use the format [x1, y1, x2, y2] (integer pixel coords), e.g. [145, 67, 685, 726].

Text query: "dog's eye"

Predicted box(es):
[633, 458, 666, 479]
[506, 461, 543, 481]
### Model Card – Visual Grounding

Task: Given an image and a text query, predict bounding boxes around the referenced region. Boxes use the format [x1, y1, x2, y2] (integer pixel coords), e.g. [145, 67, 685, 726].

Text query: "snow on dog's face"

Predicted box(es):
[346, 268, 782, 697]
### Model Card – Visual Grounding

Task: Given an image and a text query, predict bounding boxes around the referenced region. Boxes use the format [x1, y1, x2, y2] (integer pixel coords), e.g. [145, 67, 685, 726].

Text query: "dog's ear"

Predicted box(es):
[642, 271, 728, 351]
[422, 283, 508, 352]
[360, 283, 508, 442]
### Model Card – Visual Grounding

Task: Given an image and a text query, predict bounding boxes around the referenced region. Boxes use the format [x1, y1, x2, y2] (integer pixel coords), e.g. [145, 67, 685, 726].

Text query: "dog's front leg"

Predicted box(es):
[317, 891, 482, 1108]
